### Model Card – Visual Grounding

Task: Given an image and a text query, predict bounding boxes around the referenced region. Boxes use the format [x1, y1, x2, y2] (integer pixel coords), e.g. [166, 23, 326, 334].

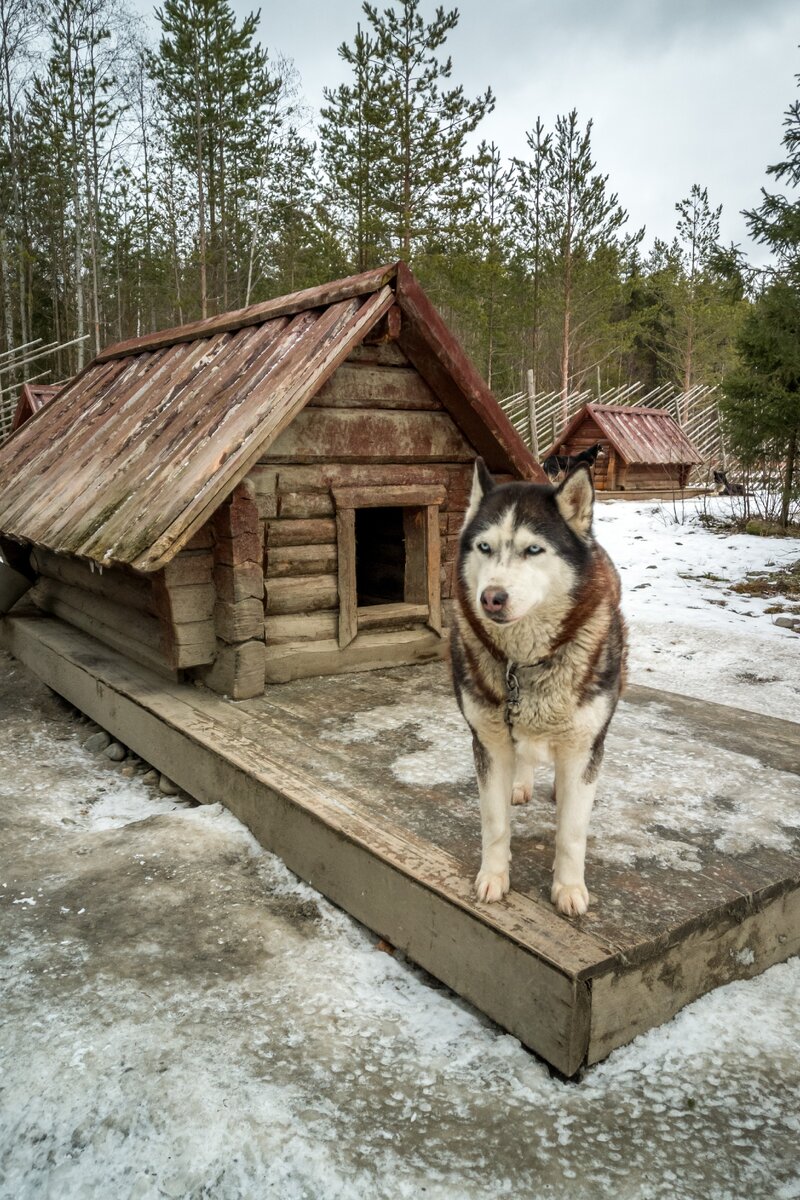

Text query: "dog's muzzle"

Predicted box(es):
[480, 587, 509, 621]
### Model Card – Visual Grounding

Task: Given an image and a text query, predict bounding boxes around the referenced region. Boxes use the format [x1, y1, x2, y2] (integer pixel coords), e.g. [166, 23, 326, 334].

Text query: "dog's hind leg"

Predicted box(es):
[472, 732, 515, 903]
[550, 741, 599, 917]
[511, 760, 534, 806]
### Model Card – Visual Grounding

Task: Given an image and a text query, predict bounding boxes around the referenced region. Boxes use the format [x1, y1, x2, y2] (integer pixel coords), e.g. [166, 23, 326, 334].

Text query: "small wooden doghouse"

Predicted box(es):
[547, 402, 703, 492]
[10, 382, 62, 433]
[0, 263, 542, 698]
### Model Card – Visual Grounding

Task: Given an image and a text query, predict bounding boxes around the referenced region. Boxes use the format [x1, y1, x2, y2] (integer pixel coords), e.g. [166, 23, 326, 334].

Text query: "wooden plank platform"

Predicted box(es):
[3, 610, 799, 1078]
[597, 487, 708, 502]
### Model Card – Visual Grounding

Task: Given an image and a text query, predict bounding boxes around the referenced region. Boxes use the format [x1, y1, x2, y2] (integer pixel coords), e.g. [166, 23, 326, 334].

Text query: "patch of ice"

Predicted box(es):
[322, 699, 474, 786]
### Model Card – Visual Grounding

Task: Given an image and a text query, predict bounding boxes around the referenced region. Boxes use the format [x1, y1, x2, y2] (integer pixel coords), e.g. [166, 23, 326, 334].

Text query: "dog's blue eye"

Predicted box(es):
[525, 544, 544, 556]
[476, 541, 492, 554]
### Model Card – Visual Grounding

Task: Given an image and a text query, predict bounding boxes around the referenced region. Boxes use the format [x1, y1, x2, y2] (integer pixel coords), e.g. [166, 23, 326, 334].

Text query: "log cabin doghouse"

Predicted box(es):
[9, 382, 62, 434]
[547, 402, 703, 492]
[0, 263, 542, 698]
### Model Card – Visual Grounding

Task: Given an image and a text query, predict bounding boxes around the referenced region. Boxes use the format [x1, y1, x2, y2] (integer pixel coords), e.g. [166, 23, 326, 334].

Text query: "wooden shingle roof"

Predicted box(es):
[0, 264, 541, 572]
[550, 402, 703, 466]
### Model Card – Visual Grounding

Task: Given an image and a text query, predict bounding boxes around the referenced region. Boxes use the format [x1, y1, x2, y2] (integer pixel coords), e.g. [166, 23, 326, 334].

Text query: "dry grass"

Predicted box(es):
[730, 559, 800, 605]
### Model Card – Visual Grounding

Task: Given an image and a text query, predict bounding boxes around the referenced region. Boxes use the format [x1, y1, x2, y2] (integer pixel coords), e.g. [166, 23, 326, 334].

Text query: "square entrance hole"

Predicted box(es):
[355, 507, 406, 606]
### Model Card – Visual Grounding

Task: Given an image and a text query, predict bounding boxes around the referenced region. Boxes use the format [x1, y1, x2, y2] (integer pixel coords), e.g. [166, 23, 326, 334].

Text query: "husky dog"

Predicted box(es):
[712, 469, 745, 497]
[542, 442, 604, 483]
[451, 459, 627, 917]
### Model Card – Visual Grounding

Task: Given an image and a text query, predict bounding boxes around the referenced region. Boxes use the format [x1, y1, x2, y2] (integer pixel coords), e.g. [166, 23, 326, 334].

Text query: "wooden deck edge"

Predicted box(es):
[625, 684, 800, 776]
[1, 612, 591, 1076]
[588, 883, 800, 1065]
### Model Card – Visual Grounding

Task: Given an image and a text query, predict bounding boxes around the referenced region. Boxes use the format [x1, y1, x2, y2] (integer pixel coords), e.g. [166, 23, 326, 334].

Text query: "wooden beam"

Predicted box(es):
[265, 574, 339, 615]
[266, 543, 337, 579]
[331, 484, 446, 510]
[425, 505, 442, 635]
[264, 628, 447, 683]
[336, 507, 357, 649]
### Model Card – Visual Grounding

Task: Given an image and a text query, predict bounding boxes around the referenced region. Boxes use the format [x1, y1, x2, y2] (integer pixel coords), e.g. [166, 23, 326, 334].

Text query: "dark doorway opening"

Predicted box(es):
[355, 507, 405, 606]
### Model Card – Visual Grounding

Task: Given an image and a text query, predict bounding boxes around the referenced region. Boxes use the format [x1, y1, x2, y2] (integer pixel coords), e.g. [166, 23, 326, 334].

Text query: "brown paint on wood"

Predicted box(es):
[133, 290, 396, 572]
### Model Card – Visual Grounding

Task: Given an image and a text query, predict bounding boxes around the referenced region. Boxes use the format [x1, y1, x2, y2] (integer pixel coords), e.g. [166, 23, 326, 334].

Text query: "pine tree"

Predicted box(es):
[513, 118, 552, 393]
[319, 23, 391, 270]
[722, 280, 800, 528]
[674, 184, 722, 395]
[745, 64, 800, 279]
[545, 110, 630, 410]
[724, 62, 800, 527]
[321, 1, 493, 266]
[150, 0, 282, 317]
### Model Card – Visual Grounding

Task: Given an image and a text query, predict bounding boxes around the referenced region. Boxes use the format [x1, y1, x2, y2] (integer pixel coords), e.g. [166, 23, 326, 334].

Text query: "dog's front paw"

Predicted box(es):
[475, 869, 510, 903]
[511, 783, 531, 806]
[551, 881, 590, 917]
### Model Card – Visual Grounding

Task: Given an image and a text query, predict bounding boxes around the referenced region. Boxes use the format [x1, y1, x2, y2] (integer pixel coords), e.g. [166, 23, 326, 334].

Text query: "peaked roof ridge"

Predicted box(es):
[97, 263, 400, 363]
[546, 399, 703, 465]
[0, 264, 541, 572]
[588, 401, 677, 418]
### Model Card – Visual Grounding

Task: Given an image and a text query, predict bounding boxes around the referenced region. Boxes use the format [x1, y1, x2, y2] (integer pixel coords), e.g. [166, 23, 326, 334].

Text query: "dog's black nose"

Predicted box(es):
[481, 587, 508, 614]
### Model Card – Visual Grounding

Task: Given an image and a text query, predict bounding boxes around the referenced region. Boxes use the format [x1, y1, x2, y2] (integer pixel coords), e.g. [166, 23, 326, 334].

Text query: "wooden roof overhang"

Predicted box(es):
[548, 402, 703, 467]
[0, 264, 542, 573]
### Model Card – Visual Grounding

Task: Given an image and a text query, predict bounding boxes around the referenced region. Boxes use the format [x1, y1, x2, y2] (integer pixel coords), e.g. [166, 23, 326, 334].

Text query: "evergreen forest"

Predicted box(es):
[0, 0, 797, 501]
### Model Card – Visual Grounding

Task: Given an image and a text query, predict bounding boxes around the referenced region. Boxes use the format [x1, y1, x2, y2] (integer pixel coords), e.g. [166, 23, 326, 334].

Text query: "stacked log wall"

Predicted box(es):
[30, 547, 175, 677]
[30, 539, 219, 677]
[247, 343, 475, 681]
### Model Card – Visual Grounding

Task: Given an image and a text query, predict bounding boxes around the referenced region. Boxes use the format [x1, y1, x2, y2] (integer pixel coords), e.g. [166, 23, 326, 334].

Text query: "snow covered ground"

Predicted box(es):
[595, 495, 800, 722]
[1, 499, 799, 1200]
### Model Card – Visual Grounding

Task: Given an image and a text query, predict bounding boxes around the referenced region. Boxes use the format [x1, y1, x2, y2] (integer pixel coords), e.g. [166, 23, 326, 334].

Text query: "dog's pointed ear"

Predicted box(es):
[555, 463, 594, 539]
[464, 458, 495, 525]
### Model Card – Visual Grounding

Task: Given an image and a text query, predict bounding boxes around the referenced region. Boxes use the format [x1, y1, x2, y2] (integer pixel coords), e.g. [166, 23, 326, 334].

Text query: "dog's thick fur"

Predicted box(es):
[542, 442, 603, 482]
[451, 458, 627, 917]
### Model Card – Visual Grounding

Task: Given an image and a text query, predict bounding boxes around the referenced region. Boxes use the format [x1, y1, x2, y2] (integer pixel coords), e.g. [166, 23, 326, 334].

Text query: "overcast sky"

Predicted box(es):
[155, 1, 799, 262]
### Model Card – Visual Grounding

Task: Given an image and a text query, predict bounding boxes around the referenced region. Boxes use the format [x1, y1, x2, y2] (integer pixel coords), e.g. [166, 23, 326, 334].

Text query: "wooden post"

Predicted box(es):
[526, 368, 539, 461]
[336, 506, 357, 649]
